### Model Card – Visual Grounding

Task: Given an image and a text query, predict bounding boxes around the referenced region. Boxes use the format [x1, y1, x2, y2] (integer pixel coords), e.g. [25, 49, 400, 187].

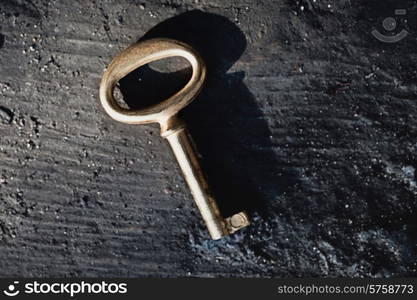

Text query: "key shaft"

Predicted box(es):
[162, 117, 249, 239]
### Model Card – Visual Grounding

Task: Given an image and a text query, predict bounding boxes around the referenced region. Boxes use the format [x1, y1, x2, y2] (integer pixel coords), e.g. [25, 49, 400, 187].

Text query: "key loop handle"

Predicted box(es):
[99, 38, 206, 131]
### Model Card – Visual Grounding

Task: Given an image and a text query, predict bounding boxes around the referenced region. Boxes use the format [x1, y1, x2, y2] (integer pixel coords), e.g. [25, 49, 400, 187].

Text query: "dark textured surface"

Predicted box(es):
[0, 0, 416, 277]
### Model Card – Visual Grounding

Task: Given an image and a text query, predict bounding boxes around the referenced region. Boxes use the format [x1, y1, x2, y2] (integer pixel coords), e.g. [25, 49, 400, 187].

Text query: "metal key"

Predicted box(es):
[99, 38, 250, 239]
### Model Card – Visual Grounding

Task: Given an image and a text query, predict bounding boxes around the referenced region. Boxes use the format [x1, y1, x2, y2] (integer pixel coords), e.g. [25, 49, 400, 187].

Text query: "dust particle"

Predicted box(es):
[0, 106, 13, 124]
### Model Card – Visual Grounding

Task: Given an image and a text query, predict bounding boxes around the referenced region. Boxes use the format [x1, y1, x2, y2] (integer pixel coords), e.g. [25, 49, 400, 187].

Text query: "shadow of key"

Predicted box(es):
[119, 10, 293, 220]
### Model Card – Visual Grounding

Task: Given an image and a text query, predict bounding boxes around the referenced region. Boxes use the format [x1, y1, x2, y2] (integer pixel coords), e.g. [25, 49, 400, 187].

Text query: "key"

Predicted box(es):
[99, 38, 250, 239]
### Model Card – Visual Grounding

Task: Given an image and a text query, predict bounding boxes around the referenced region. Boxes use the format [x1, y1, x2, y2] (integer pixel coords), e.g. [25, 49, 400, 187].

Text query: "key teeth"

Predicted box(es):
[225, 212, 250, 234]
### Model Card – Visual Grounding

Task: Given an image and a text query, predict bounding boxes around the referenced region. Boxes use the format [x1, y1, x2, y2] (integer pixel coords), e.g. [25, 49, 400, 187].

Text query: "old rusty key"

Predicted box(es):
[99, 38, 250, 239]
